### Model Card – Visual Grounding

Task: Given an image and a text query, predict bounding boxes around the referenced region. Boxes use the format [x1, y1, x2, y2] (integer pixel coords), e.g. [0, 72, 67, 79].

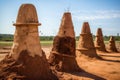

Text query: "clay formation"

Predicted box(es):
[107, 36, 118, 52]
[48, 12, 80, 72]
[77, 22, 100, 58]
[95, 28, 107, 52]
[0, 4, 58, 80]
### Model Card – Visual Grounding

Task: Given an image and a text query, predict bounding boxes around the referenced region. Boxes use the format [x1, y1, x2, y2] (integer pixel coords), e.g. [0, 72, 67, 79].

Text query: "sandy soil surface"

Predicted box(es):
[0, 46, 120, 80]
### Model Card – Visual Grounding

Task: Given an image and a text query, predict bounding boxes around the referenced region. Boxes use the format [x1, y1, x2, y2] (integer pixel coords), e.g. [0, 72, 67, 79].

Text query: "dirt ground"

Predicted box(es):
[0, 46, 120, 80]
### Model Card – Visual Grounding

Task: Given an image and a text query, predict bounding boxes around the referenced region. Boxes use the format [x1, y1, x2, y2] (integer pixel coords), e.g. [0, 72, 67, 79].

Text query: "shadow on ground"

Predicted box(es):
[98, 54, 120, 63]
[69, 70, 106, 80]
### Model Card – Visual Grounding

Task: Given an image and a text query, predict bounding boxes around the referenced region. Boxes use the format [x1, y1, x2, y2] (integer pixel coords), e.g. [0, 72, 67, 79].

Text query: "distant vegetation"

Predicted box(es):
[75, 35, 120, 41]
[0, 34, 120, 41]
[0, 34, 120, 47]
[0, 34, 13, 41]
[0, 34, 54, 41]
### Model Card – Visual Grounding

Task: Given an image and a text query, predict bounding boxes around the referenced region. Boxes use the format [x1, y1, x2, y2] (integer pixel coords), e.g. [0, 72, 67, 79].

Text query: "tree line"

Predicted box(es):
[0, 34, 120, 41]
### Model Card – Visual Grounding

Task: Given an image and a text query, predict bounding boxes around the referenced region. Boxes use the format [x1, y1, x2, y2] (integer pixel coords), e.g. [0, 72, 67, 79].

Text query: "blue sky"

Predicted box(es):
[0, 0, 120, 36]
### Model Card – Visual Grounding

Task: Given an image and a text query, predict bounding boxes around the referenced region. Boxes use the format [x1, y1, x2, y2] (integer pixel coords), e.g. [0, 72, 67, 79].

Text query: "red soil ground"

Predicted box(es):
[0, 46, 120, 80]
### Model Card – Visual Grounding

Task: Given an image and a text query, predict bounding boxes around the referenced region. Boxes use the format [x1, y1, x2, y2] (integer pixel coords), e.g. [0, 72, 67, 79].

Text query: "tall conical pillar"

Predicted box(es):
[95, 28, 107, 52]
[108, 36, 118, 52]
[0, 4, 58, 80]
[77, 22, 100, 58]
[48, 12, 80, 72]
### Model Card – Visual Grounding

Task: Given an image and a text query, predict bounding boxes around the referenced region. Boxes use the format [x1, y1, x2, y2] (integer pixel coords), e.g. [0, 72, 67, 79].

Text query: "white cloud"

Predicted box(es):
[73, 10, 120, 20]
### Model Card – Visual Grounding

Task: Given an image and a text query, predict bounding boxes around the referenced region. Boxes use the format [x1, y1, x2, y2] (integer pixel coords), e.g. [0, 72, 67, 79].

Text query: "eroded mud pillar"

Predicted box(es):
[95, 28, 107, 52]
[77, 22, 100, 58]
[108, 36, 118, 52]
[0, 4, 58, 80]
[48, 12, 80, 72]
